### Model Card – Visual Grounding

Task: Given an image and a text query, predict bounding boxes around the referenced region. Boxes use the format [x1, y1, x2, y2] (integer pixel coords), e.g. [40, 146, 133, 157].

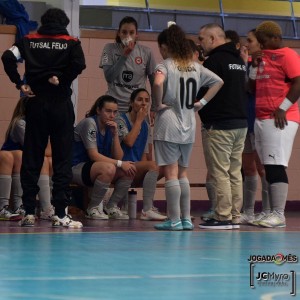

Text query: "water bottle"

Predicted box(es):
[128, 189, 137, 219]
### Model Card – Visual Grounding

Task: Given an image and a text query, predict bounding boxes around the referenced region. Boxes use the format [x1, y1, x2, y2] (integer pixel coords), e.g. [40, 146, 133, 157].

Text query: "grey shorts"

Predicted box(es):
[154, 140, 193, 167]
[72, 161, 94, 186]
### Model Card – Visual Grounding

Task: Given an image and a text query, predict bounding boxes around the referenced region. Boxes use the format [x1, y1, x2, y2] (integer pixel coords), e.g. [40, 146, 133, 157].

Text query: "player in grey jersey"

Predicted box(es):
[99, 16, 156, 114]
[153, 24, 223, 231]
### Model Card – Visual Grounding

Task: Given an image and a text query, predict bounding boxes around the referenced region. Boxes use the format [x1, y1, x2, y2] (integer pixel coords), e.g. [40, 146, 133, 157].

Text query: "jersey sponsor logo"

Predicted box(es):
[114, 82, 139, 89]
[102, 52, 108, 64]
[228, 64, 247, 71]
[135, 56, 143, 64]
[258, 61, 265, 74]
[122, 71, 133, 83]
[29, 41, 68, 50]
[256, 61, 270, 79]
[87, 128, 97, 141]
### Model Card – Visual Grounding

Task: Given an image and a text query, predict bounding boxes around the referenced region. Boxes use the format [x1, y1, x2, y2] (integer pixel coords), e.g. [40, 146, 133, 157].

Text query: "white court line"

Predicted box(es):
[2, 293, 98, 300]
[2, 273, 248, 281]
[2, 275, 141, 281]
[150, 274, 247, 279]
[261, 291, 290, 300]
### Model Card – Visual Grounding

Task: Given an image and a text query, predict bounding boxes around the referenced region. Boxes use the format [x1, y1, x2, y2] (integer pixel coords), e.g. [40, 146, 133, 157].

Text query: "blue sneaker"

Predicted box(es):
[181, 218, 194, 230]
[154, 219, 183, 231]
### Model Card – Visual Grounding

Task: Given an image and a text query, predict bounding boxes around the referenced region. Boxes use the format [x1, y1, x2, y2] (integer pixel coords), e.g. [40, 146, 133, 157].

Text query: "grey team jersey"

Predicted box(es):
[153, 59, 222, 144]
[74, 117, 98, 149]
[100, 43, 156, 113]
[11, 119, 26, 145]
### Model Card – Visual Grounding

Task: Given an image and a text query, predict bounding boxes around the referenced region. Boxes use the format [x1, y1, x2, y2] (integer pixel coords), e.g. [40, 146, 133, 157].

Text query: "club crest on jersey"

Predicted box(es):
[135, 57, 143, 65]
[271, 54, 277, 61]
[122, 71, 133, 83]
[88, 128, 96, 141]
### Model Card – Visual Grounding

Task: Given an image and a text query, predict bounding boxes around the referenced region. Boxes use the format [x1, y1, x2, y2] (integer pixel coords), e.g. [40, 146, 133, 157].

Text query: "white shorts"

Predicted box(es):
[154, 140, 193, 167]
[254, 119, 298, 167]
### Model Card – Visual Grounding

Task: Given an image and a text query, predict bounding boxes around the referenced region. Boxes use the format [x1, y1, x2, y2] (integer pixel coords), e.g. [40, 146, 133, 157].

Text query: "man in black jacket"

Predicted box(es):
[197, 23, 247, 229]
[1, 8, 86, 227]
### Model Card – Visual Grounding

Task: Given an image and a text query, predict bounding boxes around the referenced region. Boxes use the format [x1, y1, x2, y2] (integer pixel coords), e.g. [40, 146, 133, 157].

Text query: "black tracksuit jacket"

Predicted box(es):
[1, 23, 86, 97]
[198, 42, 248, 130]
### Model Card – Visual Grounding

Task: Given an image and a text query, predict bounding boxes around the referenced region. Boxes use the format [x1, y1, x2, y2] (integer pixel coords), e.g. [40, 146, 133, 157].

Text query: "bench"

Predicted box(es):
[70, 182, 206, 211]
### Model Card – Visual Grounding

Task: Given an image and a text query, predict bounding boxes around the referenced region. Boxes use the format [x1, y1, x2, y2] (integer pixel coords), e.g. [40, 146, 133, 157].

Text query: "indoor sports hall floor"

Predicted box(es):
[0, 208, 299, 300]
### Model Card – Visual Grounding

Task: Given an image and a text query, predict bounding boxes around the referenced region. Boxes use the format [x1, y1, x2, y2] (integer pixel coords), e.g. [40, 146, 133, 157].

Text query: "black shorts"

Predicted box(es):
[81, 161, 95, 187]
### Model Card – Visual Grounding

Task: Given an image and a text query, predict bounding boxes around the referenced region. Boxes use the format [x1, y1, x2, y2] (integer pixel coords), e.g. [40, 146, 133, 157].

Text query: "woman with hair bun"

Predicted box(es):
[153, 24, 223, 231]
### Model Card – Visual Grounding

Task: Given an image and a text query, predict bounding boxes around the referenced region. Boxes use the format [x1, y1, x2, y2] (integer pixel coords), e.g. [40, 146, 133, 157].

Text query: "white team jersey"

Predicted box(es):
[100, 43, 156, 113]
[153, 58, 222, 144]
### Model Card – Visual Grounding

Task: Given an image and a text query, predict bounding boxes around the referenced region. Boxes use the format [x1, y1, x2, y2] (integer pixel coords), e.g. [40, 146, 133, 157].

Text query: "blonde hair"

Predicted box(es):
[256, 21, 282, 37]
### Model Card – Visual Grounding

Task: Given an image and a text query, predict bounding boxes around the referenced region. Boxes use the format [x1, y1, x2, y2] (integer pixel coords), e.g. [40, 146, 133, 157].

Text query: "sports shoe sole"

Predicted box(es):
[199, 224, 233, 230]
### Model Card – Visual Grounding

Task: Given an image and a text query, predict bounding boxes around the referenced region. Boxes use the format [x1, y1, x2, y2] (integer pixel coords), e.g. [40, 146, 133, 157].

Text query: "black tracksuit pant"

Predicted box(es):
[21, 93, 75, 217]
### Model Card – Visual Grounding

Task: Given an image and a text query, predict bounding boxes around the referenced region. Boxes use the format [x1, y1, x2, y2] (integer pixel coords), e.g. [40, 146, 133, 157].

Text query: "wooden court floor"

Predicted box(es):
[0, 211, 299, 300]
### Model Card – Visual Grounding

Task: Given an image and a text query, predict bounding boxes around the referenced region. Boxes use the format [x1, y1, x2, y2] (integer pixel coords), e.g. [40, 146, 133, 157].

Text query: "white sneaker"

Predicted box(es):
[14, 205, 26, 216]
[86, 206, 108, 220]
[250, 212, 268, 226]
[52, 215, 83, 228]
[104, 206, 129, 219]
[39, 206, 55, 220]
[258, 212, 286, 228]
[239, 213, 254, 225]
[0, 205, 22, 221]
[140, 208, 167, 221]
[20, 214, 35, 227]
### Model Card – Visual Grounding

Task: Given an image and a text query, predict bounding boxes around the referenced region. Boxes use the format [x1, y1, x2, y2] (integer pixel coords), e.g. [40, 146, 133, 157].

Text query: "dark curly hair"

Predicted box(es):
[41, 8, 70, 27]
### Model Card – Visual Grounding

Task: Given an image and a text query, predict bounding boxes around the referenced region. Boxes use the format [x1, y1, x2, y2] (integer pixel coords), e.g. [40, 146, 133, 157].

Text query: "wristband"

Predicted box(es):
[200, 98, 208, 106]
[249, 66, 257, 80]
[279, 97, 293, 111]
[116, 160, 123, 168]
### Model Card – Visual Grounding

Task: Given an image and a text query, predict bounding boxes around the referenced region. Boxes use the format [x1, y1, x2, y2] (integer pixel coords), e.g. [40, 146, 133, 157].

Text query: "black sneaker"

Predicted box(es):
[199, 218, 232, 230]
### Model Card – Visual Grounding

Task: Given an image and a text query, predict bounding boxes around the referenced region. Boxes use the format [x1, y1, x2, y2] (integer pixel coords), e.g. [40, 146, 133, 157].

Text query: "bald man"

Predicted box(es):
[197, 24, 248, 229]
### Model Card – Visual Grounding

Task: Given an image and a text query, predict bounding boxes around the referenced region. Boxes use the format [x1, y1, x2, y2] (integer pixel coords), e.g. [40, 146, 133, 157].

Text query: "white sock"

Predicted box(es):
[0, 175, 12, 209]
[179, 177, 191, 219]
[88, 179, 110, 209]
[38, 175, 52, 211]
[12, 174, 22, 210]
[107, 179, 132, 208]
[269, 182, 288, 215]
[165, 179, 181, 222]
[261, 175, 271, 213]
[243, 175, 258, 215]
[143, 170, 158, 212]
